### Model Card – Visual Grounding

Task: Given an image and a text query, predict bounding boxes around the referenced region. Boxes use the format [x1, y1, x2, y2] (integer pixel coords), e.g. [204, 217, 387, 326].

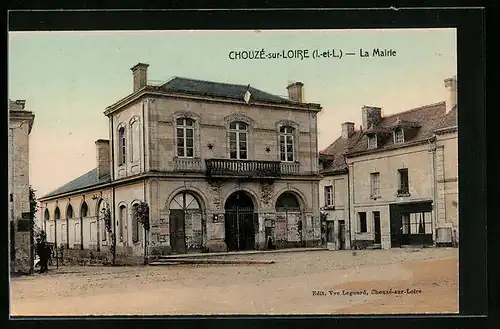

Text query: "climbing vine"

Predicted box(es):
[100, 201, 115, 265]
[132, 201, 150, 264]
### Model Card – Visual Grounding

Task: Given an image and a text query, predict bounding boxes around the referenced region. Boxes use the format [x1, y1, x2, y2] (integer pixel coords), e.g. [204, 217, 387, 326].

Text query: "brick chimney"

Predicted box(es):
[444, 75, 457, 113]
[95, 139, 110, 179]
[286, 81, 304, 103]
[341, 122, 355, 139]
[362, 106, 382, 129]
[131, 63, 149, 92]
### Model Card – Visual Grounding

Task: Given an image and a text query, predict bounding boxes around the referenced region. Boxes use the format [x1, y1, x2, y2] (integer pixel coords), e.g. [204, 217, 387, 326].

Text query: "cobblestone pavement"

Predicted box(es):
[10, 248, 458, 316]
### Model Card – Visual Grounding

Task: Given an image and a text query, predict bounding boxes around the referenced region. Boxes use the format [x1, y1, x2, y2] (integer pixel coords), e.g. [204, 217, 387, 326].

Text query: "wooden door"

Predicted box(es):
[169, 209, 186, 254]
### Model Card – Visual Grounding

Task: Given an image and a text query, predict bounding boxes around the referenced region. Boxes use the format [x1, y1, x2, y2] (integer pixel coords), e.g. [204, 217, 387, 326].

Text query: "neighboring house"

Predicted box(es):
[318, 123, 361, 250]
[38, 63, 323, 260]
[319, 76, 458, 249]
[9, 99, 35, 274]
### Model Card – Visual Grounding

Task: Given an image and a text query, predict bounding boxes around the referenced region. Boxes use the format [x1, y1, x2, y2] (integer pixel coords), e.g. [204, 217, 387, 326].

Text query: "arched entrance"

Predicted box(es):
[275, 192, 303, 247]
[169, 192, 203, 254]
[224, 191, 256, 251]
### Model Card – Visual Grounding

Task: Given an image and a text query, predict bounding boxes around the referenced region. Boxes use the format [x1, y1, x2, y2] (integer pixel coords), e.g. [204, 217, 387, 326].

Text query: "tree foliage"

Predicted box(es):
[99, 201, 115, 265]
[132, 202, 150, 231]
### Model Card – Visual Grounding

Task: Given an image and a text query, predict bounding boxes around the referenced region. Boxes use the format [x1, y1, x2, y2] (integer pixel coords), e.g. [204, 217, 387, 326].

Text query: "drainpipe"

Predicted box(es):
[110, 113, 117, 262]
[142, 100, 148, 261]
[429, 136, 438, 246]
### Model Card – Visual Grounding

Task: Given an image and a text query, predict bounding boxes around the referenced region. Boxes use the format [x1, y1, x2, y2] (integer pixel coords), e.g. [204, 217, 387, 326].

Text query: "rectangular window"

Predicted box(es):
[394, 128, 405, 144]
[358, 212, 367, 233]
[176, 125, 195, 158]
[324, 185, 333, 206]
[370, 172, 380, 197]
[368, 135, 377, 149]
[409, 212, 432, 234]
[280, 130, 295, 162]
[398, 168, 409, 194]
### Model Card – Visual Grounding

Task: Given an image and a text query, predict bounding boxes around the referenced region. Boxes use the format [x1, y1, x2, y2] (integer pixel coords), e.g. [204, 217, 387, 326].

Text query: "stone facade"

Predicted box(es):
[318, 174, 350, 250]
[9, 99, 35, 274]
[320, 76, 458, 250]
[39, 63, 322, 259]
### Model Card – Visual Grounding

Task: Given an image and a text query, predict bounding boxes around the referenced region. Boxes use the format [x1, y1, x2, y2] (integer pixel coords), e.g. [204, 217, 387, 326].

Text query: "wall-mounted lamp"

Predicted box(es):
[265, 146, 271, 153]
[207, 142, 214, 150]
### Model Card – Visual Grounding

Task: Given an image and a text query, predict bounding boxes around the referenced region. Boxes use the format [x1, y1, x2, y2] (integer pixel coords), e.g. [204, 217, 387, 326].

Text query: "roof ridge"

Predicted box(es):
[382, 101, 445, 119]
[168, 76, 253, 89]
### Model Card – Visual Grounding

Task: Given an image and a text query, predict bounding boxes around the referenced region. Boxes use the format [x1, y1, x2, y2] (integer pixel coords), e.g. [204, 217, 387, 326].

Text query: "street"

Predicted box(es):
[10, 248, 458, 316]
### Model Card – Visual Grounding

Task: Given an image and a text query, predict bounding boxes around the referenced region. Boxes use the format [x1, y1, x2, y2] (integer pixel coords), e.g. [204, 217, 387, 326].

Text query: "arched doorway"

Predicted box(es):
[224, 191, 256, 251]
[169, 192, 203, 254]
[275, 192, 303, 247]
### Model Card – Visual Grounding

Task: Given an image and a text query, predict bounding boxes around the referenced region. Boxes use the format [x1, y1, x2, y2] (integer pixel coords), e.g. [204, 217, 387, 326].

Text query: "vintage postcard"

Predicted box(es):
[8, 28, 458, 316]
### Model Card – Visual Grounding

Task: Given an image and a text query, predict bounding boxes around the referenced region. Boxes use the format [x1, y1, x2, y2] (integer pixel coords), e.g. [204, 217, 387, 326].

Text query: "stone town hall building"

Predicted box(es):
[38, 63, 323, 259]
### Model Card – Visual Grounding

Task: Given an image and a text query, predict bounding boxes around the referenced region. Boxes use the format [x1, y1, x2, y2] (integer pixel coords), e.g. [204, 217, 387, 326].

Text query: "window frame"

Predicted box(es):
[117, 125, 127, 166]
[370, 172, 381, 197]
[394, 128, 405, 144]
[229, 121, 248, 160]
[367, 134, 378, 149]
[398, 168, 410, 195]
[118, 205, 127, 243]
[279, 125, 295, 162]
[358, 212, 368, 233]
[176, 117, 195, 158]
[324, 185, 333, 207]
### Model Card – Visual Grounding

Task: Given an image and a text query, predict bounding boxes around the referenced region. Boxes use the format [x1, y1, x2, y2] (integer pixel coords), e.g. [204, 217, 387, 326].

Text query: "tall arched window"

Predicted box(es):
[66, 204, 73, 219]
[279, 126, 295, 162]
[130, 119, 141, 162]
[176, 118, 194, 158]
[119, 205, 127, 242]
[54, 207, 60, 243]
[44, 208, 50, 238]
[229, 121, 248, 159]
[118, 126, 126, 165]
[80, 202, 88, 218]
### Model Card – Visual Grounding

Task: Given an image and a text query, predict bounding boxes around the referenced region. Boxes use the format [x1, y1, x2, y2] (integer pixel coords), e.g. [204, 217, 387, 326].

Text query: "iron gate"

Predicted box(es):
[225, 207, 256, 251]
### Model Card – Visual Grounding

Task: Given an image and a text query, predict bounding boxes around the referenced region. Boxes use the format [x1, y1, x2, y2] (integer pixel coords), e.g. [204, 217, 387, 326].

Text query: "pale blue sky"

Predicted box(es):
[8, 29, 456, 199]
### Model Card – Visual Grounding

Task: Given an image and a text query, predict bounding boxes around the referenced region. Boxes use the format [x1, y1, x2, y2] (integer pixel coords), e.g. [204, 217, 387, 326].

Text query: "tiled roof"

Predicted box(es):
[436, 106, 458, 130]
[160, 77, 310, 107]
[319, 130, 364, 173]
[348, 101, 446, 155]
[40, 168, 111, 199]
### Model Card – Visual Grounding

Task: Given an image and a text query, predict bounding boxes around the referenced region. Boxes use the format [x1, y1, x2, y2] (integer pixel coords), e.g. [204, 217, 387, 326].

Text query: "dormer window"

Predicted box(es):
[368, 134, 377, 149]
[394, 128, 405, 144]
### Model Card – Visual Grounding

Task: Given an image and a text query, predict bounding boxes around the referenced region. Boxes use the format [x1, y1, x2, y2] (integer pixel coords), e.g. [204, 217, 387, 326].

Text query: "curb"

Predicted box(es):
[149, 259, 276, 266]
[154, 247, 328, 261]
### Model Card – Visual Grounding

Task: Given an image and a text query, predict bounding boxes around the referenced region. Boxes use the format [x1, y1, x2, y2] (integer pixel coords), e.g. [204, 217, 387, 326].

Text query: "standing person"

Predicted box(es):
[35, 231, 49, 273]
